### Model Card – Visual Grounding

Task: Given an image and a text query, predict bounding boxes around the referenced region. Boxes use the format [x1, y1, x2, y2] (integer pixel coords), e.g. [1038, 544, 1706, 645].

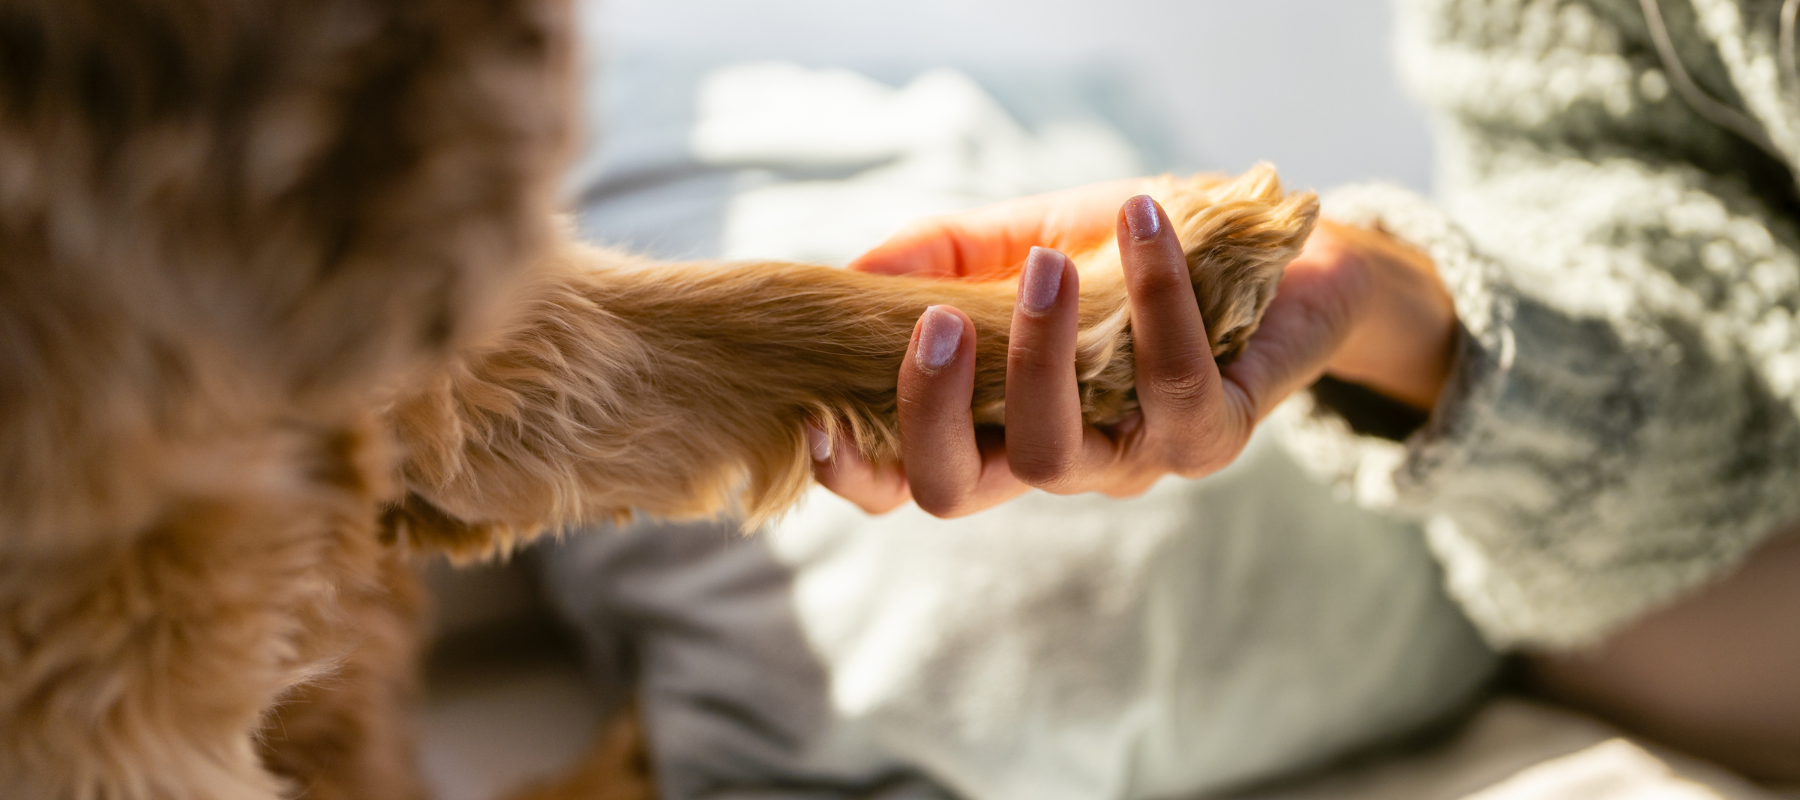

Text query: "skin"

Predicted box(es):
[1525, 527, 1800, 784]
[812, 186, 1457, 514]
[816, 184, 1800, 785]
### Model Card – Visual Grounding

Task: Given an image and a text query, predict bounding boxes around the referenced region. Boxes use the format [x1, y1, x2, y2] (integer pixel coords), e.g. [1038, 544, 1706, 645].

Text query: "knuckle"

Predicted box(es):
[1007, 342, 1067, 376]
[1008, 449, 1082, 492]
[895, 393, 934, 416]
[896, 390, 960, 427]
[1129, 261, 1192, 297]
[1146, 368, 1212, 413]
[912, 488, 972, 519]
[1165, 429, 1247, 478]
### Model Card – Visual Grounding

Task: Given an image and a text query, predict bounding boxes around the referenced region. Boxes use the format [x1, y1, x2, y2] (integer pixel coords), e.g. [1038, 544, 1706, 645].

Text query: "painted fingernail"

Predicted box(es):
[805, 422, 833, 462]
[916, 306, 963, 371]
[1020, 246, 1064, 314]
[1124, 195, 1161, 242]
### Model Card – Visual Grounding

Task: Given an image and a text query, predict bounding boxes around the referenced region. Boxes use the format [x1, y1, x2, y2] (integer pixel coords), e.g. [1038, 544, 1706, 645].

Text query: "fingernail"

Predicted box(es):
[1019, 246, 1064, 314]
[916, 306, 963, 371]
[1124, 195, 1161, 242]
[805, 422, 833, 462]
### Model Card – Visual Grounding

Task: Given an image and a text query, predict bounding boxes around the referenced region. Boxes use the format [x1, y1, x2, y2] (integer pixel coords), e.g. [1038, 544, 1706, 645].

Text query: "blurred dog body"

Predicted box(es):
[0, 1, 1314, 798]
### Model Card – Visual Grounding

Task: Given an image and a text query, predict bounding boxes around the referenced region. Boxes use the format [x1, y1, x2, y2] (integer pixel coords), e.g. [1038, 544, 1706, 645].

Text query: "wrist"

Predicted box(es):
[1311, 222, 1457, 412]
[1327, 316, 1456, 413]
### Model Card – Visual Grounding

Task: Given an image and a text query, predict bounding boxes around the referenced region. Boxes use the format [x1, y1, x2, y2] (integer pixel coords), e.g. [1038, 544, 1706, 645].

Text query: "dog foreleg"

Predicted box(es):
[384, 167, 1317, 556]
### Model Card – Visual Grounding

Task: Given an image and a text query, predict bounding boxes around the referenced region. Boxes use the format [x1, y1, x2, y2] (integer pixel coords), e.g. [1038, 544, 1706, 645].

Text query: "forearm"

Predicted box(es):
[1525, 525, 1800, 783]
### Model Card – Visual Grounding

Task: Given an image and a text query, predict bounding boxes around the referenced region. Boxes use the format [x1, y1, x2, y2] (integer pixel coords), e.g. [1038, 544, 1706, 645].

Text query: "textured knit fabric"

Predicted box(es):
[1285, 0, 1800, 649]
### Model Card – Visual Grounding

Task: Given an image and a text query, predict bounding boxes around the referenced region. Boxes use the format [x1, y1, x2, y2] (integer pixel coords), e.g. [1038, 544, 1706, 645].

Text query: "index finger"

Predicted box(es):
[850, 179, 1150, 279]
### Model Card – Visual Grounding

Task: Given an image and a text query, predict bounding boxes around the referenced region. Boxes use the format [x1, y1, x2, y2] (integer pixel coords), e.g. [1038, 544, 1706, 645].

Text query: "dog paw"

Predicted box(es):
[1058, 164, 1319, 426]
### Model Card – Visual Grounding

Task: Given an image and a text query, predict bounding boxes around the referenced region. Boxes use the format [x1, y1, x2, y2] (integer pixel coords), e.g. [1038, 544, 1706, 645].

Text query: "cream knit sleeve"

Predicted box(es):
[1282, 0, 1800, 649]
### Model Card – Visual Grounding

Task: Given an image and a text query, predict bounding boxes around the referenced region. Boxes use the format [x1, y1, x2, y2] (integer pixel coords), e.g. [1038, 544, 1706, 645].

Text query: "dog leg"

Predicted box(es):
[388, 167, 1317, 556]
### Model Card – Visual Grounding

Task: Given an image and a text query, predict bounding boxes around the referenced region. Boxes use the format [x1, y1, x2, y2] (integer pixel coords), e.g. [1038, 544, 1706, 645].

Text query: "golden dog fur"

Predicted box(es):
[0, 0, 1318, 797]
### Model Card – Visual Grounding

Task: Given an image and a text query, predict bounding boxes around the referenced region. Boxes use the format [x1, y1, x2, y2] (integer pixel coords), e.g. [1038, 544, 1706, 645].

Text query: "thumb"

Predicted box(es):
[848, 219, 972, 277]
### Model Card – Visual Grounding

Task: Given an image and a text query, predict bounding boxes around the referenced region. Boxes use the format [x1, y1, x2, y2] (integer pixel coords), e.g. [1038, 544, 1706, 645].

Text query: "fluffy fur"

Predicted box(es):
[0, 0, 1317, 798]
[389, 168, 1318, 559]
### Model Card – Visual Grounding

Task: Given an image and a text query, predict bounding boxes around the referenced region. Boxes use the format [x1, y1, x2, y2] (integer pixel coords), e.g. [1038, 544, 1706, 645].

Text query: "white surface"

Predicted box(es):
[592, 0, 1433, 192]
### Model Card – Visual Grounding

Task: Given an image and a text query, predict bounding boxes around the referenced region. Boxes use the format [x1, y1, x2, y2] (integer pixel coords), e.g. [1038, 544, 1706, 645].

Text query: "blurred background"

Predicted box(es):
[592, 0, 1432, 190]
[419, 1, 1435, 798]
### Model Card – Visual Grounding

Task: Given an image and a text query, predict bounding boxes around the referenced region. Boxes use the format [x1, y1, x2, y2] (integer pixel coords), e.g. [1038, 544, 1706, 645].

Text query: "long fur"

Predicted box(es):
[390, 168, 1317, 559]
[0, 0, 1316, 797]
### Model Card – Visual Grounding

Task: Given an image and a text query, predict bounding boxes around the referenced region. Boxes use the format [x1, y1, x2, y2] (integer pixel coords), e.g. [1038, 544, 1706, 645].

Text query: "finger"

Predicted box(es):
[809, 424, 912, 515]
[811, 427, 1026, 516]
[1003, 247, 1119, 492]
[1117, 195, 1235, 469]
[897, 305, 1020, 517]
[849, 179, 1149, 278]
[850, 218, 990, 278]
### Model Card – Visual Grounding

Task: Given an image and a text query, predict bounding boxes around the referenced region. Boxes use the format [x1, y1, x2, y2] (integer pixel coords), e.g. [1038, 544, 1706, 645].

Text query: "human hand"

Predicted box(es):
[811, 185, 1457, 517]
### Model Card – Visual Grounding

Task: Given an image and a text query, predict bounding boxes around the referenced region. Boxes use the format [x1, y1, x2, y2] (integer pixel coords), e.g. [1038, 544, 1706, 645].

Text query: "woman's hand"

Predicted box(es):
[812, 183, 1458, 518]
[1303, 221, 1458, 411]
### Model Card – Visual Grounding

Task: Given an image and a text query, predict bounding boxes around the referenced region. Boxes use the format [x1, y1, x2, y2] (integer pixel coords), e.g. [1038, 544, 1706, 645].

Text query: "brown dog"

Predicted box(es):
[0, 1, 1317, 797]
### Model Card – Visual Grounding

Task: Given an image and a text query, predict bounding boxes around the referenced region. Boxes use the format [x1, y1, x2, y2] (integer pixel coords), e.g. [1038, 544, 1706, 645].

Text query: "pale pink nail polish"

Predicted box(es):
[805, 422, 833, 462]
[1124, 195, 1161, 242]
[1020, 246, 1064, 314]
[916, 306, 963, 371]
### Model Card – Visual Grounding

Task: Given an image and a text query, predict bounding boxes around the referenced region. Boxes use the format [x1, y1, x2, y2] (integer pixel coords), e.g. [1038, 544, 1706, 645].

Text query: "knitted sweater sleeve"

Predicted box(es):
[1282, 0, 1800, 649]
